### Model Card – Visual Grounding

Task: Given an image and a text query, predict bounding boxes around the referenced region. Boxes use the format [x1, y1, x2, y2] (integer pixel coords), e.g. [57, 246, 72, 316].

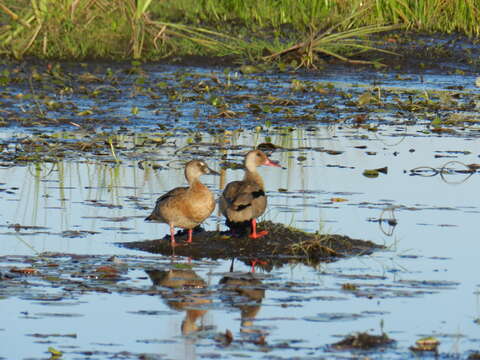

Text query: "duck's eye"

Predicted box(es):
[256, 153, 261, 157]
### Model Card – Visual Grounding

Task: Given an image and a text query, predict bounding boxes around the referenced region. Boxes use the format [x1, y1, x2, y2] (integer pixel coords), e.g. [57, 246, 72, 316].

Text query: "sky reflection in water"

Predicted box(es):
[1, 126, 480, 359]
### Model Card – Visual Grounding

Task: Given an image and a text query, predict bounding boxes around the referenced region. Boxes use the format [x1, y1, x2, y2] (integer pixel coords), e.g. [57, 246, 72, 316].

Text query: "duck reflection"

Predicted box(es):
[219, 261, 266, 337]
[146, 268, 211, 335]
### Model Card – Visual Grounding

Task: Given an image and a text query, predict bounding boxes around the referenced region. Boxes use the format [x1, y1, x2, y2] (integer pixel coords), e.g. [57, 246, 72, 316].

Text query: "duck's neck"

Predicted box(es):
[189, 178, 207, 191]
[244, 169, 264, 189]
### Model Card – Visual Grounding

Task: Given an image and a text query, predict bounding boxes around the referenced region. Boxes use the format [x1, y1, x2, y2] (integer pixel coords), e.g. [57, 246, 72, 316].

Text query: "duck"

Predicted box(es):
[145, 160, 218, 246]
[220, 150, 280, 239]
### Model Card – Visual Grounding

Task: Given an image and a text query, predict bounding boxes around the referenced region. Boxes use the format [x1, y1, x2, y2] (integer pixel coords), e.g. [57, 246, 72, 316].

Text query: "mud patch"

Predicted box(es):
[119, 221, 383, 269]
[330, 332, 395, 350]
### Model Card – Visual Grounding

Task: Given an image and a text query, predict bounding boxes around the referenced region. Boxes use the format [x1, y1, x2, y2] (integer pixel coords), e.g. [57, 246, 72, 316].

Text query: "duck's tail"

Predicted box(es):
[145, 213, 158, 221]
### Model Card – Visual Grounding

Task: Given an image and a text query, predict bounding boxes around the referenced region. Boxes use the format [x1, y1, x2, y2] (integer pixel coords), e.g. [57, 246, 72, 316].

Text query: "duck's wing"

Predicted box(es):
[222, 181, 265, 211]
[145, 186, 188, 221]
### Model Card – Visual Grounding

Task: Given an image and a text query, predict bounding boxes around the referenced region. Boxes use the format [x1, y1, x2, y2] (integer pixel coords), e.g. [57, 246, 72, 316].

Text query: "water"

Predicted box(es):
[1, 63, 480, 359]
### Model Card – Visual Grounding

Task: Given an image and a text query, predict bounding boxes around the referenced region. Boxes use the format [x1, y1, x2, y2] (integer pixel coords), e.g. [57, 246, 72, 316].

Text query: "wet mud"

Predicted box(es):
[330, 331, 395, 350]
[120, 221, 383, 269]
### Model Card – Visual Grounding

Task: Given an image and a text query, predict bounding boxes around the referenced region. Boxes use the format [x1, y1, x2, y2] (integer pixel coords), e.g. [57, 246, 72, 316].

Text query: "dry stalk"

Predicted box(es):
[0, 1, 32, 28]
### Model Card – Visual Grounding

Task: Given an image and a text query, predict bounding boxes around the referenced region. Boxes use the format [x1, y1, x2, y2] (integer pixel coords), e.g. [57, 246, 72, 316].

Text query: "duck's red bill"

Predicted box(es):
[264, 159, 281, 167]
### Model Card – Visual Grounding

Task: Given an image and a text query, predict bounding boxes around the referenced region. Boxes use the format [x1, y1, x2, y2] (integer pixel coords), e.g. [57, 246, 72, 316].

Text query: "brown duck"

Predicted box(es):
[220, 150, 280, 238]
[145, 160, 218, 246]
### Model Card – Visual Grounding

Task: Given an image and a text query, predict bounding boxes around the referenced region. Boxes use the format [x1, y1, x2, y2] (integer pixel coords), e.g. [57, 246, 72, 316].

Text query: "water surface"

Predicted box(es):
[1, 63, 480, 359]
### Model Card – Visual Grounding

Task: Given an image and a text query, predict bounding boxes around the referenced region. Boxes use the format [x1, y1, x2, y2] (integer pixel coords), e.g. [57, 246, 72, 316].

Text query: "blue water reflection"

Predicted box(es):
[1, 124, 479, 359]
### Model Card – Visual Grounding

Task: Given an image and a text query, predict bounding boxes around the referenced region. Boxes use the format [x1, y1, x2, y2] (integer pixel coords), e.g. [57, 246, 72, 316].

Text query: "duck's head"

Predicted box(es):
[245, 150, 281, 171]
[185, 160, 219, 181]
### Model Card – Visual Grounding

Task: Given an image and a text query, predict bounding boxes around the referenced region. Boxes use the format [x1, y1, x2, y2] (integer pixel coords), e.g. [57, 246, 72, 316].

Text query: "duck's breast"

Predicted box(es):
[182, 182, 216, 225]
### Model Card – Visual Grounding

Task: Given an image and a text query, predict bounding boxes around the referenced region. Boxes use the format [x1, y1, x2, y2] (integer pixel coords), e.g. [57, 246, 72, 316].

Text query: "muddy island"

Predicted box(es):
[120, 221, 383, 269]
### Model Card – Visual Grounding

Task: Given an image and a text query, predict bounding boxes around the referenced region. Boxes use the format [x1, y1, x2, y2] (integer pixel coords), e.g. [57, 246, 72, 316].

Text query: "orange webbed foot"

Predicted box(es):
[249, 230, 268, 239]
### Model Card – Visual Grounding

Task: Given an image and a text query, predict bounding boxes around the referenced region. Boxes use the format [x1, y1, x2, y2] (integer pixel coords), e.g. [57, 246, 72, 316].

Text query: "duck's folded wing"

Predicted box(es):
[224, 181, 265, 211]
[145, 187, 187, 221]
[222, 181, 242, 203]
[155, 187, 187, 205]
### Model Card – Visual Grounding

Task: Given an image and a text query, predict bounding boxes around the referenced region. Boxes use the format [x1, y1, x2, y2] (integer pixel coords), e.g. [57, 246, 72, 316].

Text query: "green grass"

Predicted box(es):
[0, 0, 479, 65]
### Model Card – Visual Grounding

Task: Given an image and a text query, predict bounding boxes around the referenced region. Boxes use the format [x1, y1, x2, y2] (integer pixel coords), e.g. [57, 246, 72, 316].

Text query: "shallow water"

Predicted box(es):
[1, 64, 480, 359]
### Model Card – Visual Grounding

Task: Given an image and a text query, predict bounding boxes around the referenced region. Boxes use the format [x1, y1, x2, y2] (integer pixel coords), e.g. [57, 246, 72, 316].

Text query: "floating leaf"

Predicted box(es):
[341, 283, 357, 290]
[76, 110, 93, 116]
[363, 169, 379, 178]
[239, 65, 259, 74]
[363, 166, 387, 178]
[95, 266, 118, 274]
[325, 150, 343, 155]
[410, 336, 440, 352]
[10, 267, 38, 275]
[48, 346, 63, 357]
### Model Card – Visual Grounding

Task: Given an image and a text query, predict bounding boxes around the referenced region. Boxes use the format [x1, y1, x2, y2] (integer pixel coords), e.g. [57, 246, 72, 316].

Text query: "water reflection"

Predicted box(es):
[218, 258, 267, 344]
[410, 160, 477, 184]
[1, 124, 480, 358]
[367, 206, 399, 237]
[146, 268, 211, 335]
[219, 272, 266, 338]
[1, 126, 480, 256]
[2, 62, 480, 359]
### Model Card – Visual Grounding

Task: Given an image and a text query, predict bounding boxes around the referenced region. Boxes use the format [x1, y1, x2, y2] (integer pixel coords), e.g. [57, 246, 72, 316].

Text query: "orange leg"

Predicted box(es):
[249, 219, 268, 239]
[250, 259, 268, 272]
[169, 225, 177, 247]
[187, 229, 193, 243]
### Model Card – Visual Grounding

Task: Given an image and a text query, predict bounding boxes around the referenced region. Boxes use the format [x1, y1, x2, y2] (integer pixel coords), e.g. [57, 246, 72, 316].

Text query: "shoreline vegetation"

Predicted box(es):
[0, 0, 479, 67]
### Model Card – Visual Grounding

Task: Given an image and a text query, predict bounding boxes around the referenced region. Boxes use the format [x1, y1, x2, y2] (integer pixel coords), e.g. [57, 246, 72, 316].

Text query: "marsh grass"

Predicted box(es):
[0, 0, 479, 64]
[0, 0, 243, 60]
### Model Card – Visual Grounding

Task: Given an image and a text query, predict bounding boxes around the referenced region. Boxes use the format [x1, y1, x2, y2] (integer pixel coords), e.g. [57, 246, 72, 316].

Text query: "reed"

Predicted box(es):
[0, 0, 478, 64]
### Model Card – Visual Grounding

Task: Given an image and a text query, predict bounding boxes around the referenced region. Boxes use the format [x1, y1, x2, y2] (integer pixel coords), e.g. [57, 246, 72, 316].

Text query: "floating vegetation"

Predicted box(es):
[363, 166, 388, 178]
[410, 336, 440, 353]
[0, 54, 479, 360]
[0, 62, 479, 166]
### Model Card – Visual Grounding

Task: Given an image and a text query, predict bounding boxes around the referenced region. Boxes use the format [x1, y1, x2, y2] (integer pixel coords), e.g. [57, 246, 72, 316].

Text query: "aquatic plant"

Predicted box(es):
[0, 0, 243, 59]
[1, 0, 479, 63]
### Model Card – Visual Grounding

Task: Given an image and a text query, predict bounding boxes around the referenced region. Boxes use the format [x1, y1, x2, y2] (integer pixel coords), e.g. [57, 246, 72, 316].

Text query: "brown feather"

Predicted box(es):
[145, 160, 217, 237]
[220, 150, 279, 232]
